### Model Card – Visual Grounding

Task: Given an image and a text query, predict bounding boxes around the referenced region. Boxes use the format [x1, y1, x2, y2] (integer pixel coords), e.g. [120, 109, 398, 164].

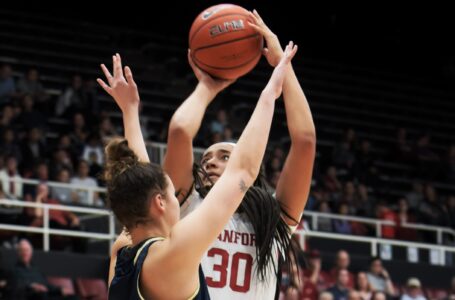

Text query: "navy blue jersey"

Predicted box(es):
[108, 237, 210, 300]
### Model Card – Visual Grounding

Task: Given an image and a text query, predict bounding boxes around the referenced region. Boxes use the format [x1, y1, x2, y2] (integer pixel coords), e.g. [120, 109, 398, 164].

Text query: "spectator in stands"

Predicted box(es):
[354, 184, 375, 218]
[11, 239, 76, 299]
[0, 64, 15, 106]
[401, 277, 426, 300]
[20, 127, 47, 174]
[1, 127, 22, 163]
[329, 250, 355, 288]
[323, 166, 342, 194]
[81, 133, 104, 167]
[97, 116, 118, 141]
[70, 160, 100, 206]
[317, 201, 334, 232]
[16, 95, 46, 131]
[55, 75, 84, 117]
[283, 246, 318, 300]
[355, 272, 372, 300]
[51, 168, 74, 204]
[56, 134, 78, 166]
[371, 291, 386, 300]
[405, 182, 424, 213]
[23, 161, 49, 200]
[49, 149, 74, 182]
[304, 249, 331, 292]
[332, 140, 356, 172]
[25, 183, 84, 252]
[333, 203, 352, 235]
[375, 201, 397, 239]
[16, 68, 48, 104]
[0, 105, 18, 132]
[366, 257, 395, 296]
[0, 156, 23, 199]
[396, 198, 418, 241]
[419, 184, 449, 229]
[68, 113, 88, 157]
[210, 108, 228, 134]
[327, 269, 351, 300]
[268, 170, 281, 190]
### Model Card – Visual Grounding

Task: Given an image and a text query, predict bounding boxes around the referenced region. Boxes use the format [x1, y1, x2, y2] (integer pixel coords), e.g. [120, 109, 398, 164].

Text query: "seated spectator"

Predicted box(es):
[49, 149, 74, 181]
[329, 250, 355, 289]
[333, 203, 352, 235]
[20, 127, 47, 174]
[396, 198, 418, 241]
[419, 184, 449, 230]
[323, 166, 342, 194]
[283, 245, 318, 300]
[51, 168, 74, 204]
[55, 75, 84, 117]
[354, 184, 375, 218]
[70, 160, 100, 206]
[327, 269, 351, 300]
[1, 127, 22, 163]
[16, 68, 48, 104]
[405, 182, 424, 213]
[0, 105, 18, 132]
[401, 277, 426, 300]
[303, 250, 332, 292]
[366, 257, 395, 296]
[317, 201, 333, 232]
[81, 134, 104, 167]
[16, 95, 46, 131]
[97, 116, 118, 141]
[355, 272, 372, 300]
[375, 201, 397, 239]
[0, 156, 23, 199]
[68, 113, 88, 157]
[25, 183, 84, 252]
[11, 239, 77, 299]
[23, 161, 49, 200]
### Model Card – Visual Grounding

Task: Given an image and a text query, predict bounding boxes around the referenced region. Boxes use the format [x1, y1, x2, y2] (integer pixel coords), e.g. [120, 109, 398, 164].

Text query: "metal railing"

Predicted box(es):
[0, 199, 115, 253]
[302, 211, 455, 244]
[294, 229, 455, 266]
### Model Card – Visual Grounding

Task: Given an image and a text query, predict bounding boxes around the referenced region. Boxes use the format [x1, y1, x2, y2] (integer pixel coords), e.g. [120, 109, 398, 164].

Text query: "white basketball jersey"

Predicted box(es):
[181, 189, 281, 300]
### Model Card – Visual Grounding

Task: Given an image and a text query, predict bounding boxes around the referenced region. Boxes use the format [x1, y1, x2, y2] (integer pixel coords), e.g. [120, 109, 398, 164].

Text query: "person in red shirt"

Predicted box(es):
[303, 250, 332, 292]
[375, 201, 397, 239]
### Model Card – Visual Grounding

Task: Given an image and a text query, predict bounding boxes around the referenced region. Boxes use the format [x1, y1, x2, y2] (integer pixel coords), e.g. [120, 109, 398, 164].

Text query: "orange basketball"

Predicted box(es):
[189, 4, 263, 80]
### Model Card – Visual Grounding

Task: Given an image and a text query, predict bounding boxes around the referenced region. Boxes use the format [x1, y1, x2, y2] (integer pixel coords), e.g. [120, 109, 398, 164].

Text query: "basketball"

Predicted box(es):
[189, 4, 263, 80]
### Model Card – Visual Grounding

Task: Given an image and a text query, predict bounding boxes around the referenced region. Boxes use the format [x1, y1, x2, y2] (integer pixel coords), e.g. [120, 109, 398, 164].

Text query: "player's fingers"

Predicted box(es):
[97, 78, 112, 95]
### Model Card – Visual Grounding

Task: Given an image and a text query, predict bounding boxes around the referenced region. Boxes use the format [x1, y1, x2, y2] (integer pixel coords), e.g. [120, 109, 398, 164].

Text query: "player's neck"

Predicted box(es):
[130, 224, 169, 246]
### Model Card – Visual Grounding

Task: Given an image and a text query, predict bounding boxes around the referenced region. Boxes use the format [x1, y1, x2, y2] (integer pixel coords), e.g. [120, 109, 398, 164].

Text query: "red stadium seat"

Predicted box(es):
[75, 278, 108, 300]
[47, 277, 75, 296]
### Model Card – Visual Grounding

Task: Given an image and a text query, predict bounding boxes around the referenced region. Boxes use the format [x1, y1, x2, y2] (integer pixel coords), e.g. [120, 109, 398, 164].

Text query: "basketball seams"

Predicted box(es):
[192, 36, 262, 71]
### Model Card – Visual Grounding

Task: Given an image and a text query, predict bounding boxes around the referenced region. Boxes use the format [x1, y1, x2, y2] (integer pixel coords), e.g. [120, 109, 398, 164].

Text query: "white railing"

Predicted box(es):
[0, 199, 116, 253]
[303, 211, 455, 245]
[294, 229, 455, 266]
[6, 177, 107, 206]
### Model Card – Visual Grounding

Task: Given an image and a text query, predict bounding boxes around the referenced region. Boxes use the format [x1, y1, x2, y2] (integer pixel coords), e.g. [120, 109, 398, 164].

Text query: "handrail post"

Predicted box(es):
[312, 214, 318, 231]
[437, 229, 442, 245]
[43, 206, 50, 252]
[109, 214, 115, 253]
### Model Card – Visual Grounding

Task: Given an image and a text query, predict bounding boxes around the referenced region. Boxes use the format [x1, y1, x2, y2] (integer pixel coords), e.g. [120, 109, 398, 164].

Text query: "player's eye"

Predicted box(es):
[221, 155, 230, 161]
